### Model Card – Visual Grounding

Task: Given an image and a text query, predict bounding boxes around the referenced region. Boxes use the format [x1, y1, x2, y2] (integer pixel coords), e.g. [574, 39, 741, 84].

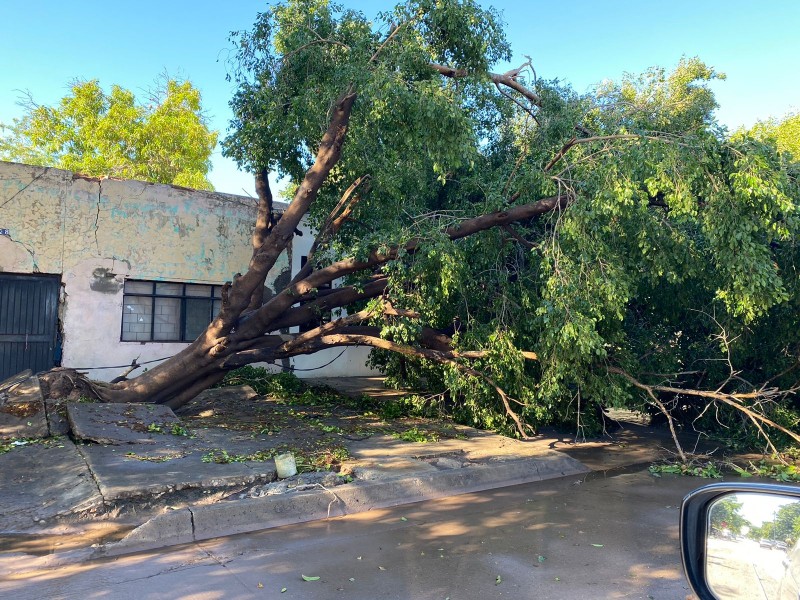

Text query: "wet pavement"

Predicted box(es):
[0, 466, 712, 599]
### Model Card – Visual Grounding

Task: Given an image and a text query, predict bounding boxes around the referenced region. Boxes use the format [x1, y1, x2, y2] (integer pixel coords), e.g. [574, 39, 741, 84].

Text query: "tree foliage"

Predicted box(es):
[770, 501, 800, 544]
[219, 0, 800, 444]
[86, 0, 799, 452]
[750, 500, 800, 545]
[711, 497, 750, 536]
[748, 113, 800, 162]
[0, 78, 218, 189]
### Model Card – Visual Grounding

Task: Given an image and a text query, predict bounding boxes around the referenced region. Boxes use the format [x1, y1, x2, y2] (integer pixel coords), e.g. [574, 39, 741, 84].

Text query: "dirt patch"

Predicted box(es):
[174, 383, 467, 471]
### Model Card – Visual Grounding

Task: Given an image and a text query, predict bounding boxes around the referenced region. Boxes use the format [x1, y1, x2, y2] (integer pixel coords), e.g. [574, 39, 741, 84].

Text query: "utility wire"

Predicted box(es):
[67, 348, 348, 373]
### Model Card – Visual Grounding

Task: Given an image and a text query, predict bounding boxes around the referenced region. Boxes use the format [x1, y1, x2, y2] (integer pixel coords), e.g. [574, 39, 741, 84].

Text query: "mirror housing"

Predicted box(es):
[681, 482, 800, 600]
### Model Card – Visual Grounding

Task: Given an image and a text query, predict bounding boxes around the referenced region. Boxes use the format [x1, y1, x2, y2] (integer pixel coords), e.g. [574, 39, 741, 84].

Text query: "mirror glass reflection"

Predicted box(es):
[706, 492, 800, 600]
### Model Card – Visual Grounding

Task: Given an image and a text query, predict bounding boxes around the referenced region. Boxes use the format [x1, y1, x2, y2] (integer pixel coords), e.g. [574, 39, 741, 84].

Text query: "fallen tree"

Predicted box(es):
[66, 0, 799, 448]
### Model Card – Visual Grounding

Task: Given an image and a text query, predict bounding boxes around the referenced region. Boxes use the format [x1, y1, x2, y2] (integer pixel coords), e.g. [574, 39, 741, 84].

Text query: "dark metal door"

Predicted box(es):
[0, 273, 60, 380]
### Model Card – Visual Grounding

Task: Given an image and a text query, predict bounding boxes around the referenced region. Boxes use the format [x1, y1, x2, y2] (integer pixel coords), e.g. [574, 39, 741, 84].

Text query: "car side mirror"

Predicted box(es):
[681, 482, 800, 600]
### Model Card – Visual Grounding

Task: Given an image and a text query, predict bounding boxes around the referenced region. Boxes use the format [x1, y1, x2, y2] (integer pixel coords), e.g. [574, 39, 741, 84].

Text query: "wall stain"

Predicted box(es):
[217, 216, 229, 239]
[172, 216, 189, 238]
[89, 267, 123, 294]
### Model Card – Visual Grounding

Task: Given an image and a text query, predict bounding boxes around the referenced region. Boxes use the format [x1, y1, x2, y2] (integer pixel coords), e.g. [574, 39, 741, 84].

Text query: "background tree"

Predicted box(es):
[710, 497, 750, 536]
[770, 501, 800, 544]
[749, 113, 800, 162]
[58, 0, 800, 452]
[0, 77, 218, 189]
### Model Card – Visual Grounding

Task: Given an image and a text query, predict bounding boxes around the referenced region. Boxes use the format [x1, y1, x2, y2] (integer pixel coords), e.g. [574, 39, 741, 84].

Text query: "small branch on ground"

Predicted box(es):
[608, 366, 800, 458]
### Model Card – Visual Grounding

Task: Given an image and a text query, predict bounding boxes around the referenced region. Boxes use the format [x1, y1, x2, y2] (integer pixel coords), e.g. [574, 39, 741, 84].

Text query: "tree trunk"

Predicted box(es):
[92, 193, 562, 413]
[84, 83, 560, 434]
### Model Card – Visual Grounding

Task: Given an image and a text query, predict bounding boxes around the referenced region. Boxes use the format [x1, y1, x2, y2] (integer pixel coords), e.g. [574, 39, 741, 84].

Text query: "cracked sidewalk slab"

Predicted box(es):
[73, 424, 285, 503]
[76, 443, 277, 502]
[0, 440, 103, 532]
[67, 402, 183, 445]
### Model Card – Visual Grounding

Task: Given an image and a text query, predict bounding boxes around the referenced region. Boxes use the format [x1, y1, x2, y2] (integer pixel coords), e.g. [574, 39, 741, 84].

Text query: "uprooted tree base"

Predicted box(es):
[39, 369, 103, 403]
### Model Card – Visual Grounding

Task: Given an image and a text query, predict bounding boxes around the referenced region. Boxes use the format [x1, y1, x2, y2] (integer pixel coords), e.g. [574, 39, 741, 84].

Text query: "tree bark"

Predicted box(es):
[247, 167, 274, 311]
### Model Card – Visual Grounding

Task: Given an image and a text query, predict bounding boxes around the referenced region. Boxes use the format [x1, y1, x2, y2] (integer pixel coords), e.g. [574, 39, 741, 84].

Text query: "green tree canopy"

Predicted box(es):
[216, 0, 800, 444]
[711, 497, 750, 536]
[0, 78, 218, 190]
[771, 501, 800, 544]
[748, 113, 800, 162]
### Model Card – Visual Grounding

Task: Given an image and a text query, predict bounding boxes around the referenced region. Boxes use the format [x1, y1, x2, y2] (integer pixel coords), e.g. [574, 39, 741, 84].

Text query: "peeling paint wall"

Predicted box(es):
[0, 161, 292, 381]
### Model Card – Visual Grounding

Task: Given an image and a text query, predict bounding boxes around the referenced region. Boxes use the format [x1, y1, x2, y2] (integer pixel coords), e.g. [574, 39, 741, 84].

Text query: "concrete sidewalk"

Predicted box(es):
[0, 376, 698, 575]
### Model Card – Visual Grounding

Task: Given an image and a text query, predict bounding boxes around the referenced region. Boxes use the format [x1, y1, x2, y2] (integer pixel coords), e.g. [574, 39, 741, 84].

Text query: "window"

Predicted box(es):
[121, 280, 223, 342]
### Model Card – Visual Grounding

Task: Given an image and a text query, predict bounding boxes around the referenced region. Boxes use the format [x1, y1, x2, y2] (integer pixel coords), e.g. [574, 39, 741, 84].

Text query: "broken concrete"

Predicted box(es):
[66, 402, 182, 445]
[245, 471, 343, 498]
[77, 443, 277, 502]
[44, 398, 70, 436]
[428, 456, 466, 470]
[0, 376, 48, 440]
[0, 440, 103, 532]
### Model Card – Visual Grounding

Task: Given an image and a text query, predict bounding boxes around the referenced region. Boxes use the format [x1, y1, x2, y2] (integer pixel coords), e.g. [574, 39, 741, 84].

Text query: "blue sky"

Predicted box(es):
[1, 1, 798, 197]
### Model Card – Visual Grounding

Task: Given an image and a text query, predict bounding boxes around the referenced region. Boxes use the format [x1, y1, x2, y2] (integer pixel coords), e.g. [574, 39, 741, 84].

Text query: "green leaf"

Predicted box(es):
[301, 575, 320, 581]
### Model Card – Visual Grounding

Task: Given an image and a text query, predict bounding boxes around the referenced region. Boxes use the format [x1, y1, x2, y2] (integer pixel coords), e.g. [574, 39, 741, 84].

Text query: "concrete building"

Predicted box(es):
[0, 161, 373, 382]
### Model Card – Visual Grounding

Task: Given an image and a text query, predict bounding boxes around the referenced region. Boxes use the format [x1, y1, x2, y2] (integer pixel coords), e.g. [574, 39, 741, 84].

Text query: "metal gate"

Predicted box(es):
[0, 273, 60, 380]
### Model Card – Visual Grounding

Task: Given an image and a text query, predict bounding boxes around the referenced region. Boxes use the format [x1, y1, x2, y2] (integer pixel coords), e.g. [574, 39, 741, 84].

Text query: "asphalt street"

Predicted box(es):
[0, 466, 711, 600]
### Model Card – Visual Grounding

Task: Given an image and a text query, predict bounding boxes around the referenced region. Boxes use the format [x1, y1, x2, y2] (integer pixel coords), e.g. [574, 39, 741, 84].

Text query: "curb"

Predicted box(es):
[96, 452, 589, 558]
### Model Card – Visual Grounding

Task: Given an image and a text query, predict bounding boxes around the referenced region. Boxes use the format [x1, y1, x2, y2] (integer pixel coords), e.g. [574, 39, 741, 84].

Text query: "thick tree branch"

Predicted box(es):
[210, 88, 358, 347]
[279, 308, 376, 354]
[247, 167, 275, 310]
[431, 62, 542, 107]
[261, 277, 389, 332]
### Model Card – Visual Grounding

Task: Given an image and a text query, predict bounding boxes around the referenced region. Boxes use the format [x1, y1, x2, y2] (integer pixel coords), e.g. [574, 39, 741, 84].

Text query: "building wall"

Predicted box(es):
[0, 161, 290, 381]
[0, 161, 376, 381]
